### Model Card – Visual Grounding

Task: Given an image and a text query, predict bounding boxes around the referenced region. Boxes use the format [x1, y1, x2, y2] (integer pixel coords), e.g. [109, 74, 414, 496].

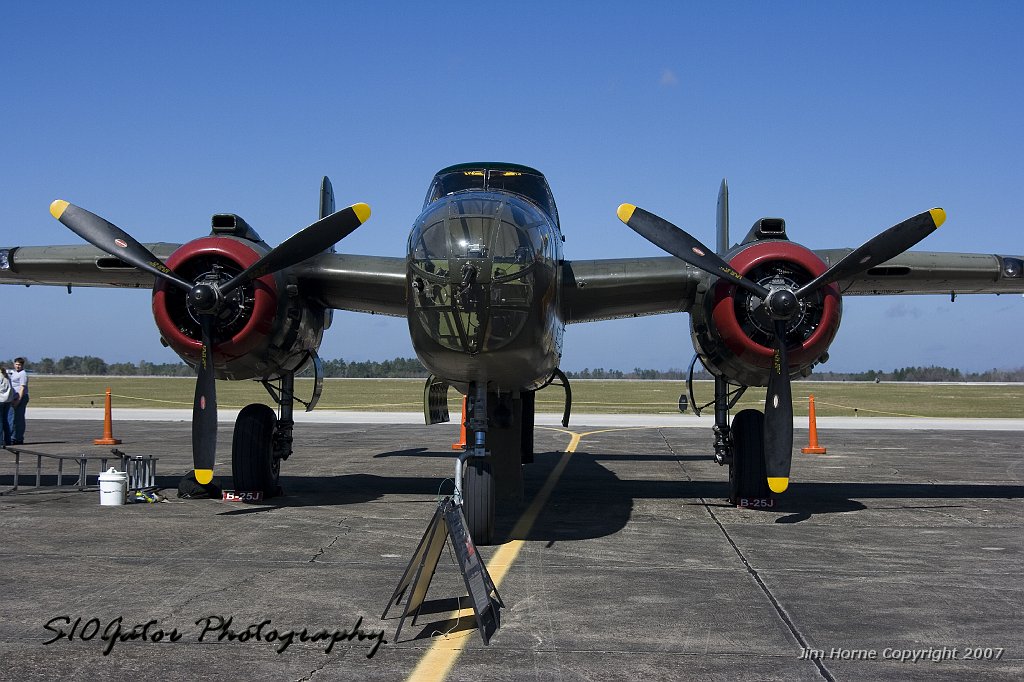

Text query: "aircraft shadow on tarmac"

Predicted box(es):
[159, 446, 1024, 531]
[5, 439, 1022, 536]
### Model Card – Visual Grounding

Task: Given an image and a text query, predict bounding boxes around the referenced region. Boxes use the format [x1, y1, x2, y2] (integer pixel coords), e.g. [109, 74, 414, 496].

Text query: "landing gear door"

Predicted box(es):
[424, 374, 451, 425]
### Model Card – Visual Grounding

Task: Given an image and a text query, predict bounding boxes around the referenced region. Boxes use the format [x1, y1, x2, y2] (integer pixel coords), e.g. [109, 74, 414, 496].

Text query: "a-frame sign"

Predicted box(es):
[383, 496, 503, 644]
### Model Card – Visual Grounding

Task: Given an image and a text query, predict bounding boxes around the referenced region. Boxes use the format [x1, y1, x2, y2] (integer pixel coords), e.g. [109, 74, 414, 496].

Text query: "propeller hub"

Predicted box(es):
[188, 282, 221, 314]
[765, 288, 799, 321]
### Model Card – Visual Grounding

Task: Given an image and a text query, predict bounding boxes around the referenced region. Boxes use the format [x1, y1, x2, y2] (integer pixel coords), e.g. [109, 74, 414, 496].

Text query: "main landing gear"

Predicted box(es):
[707, 376, 772, 507]
[232, 403, 283, 497]
[231, 372, 302, 498]
[728, 409, 770, 505]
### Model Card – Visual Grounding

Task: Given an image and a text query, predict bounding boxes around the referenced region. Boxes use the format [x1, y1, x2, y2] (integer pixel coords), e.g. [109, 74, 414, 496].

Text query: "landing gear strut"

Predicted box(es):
[455, 382, 534, 545]
[460, 383, 495, 544]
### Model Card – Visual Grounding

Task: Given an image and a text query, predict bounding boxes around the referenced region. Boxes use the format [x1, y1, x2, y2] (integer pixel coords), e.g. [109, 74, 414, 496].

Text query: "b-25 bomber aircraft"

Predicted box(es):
[2, 162, 1022, 543]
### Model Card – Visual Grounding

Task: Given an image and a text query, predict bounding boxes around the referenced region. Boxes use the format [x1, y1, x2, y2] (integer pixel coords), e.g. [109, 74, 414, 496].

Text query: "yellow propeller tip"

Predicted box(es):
[352, 202, 371, 224]
[768, 477, 789, 493]
[616, 203, 636, 224]
[929, 208, 946, 228]
[194, 469, 214, 485]
[50, 200, 70, 220]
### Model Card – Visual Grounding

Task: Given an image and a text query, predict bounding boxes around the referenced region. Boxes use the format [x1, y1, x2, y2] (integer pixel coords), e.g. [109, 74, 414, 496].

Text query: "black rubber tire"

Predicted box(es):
[464, 457, 495, 545]
[231, 403, 280, 497]
[729, 409, 770, 505]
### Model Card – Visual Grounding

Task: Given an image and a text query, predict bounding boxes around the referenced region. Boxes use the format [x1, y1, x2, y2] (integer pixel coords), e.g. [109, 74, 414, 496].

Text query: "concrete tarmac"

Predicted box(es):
[1, 417, 1022, 681]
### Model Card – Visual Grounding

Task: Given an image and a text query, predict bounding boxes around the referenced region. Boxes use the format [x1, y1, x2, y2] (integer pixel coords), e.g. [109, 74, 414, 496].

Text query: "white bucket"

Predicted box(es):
[98, 467, 128, 506]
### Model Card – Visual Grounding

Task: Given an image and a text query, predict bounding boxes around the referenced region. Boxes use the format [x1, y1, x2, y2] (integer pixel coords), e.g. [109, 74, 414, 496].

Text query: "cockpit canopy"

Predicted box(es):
[424, 162, 559, 228]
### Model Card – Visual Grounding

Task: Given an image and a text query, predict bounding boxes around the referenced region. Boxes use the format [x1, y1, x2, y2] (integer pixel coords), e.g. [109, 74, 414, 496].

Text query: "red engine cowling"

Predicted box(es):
[690, 240, 842, 387]
[152, 236, 325, 381]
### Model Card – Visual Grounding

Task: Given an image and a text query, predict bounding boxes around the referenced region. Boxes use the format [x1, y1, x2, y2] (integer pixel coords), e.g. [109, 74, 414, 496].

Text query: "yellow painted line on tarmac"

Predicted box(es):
[406, 429, 582, 682]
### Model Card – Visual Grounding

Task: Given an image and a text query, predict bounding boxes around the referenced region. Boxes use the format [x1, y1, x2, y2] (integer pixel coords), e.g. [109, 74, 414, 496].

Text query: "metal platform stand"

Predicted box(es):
[2, 446, 157, 495]
[382, 496, 503, 644]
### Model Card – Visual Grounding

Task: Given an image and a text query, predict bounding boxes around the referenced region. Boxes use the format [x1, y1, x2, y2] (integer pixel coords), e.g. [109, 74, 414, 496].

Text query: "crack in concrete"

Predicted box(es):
[308, 521, 349, 563]
[659, 429, 837, 682]
[295, 658, 335, 682]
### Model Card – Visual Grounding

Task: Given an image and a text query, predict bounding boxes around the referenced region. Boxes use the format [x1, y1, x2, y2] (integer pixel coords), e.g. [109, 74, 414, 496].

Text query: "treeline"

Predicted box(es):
[8, 355, 429, 379]
[566, 365, 1024, 382]
[12, 356, 195, 377]
[807, 366, 1024, 382]
[8, 356, 1024, 382]
[566, 367, 710, 380]
[302, 357, 427, 378]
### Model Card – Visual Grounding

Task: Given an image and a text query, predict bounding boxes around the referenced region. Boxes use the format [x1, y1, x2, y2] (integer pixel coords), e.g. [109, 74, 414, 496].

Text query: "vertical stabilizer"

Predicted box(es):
[320, 176, 336, 220]
[716, 178, 729, 255]
[319, 176, 338, 330]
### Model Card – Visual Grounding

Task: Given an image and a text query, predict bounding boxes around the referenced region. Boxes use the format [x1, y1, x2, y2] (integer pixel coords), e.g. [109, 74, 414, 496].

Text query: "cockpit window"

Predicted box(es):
[427, 170, 485, 199]
[424, 168, 559, 226]
[485, 171, 556, 220]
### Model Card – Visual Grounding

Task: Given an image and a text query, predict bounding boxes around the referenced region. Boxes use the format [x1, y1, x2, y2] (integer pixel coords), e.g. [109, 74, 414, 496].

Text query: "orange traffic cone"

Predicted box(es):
[451, 396, 468, 450]
[94, 388, 122, 445]
[801, 394, 826, 454]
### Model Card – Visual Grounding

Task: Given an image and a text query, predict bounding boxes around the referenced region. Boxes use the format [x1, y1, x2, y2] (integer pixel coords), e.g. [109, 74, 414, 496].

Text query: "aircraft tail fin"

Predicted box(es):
[320, 176, 336, 220]
[716, 178, 729, 255]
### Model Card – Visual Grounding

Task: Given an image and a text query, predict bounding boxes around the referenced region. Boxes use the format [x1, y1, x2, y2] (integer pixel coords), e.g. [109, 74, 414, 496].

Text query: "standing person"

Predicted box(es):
[8, 357, 28, 445]
[0, 365, 12, 446]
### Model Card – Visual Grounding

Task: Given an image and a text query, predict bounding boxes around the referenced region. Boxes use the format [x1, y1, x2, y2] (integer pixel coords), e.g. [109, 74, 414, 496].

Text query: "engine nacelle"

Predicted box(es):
[152, 235, 325, 381]
[691, 240, 842, 387]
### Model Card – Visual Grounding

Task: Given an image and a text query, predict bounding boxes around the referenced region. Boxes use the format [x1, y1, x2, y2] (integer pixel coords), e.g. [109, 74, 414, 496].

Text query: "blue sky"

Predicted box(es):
[2, 1, 1022, 372]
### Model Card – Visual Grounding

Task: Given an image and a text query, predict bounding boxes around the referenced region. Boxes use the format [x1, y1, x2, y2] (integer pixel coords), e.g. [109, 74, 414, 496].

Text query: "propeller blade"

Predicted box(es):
[220, 202, 371, 296]
[49, 200, 192, 291]
[617, 204, 771, 300]
[763, 320, 793, 494]
[191, 315, 218, 485]
[797, 208, 946, 298]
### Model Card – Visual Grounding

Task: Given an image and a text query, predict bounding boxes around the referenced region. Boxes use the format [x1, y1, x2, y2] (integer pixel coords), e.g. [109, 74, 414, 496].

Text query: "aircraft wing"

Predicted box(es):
[816, 249, 1024, 295]
[291, 252, 407, 316]
[560, 249, 1024, 324]
[561, 257, 700, 323]
[0, 244, 409, 316]
[0, 243, 178, 288]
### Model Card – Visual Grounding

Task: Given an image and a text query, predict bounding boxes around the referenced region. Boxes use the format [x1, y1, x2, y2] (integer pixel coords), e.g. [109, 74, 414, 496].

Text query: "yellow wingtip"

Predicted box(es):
[50, 200, 70, 220]
[352, 202, 371, 224]
[616, 203, 636, 224]
[194, 469, 214, 485]
[929, 208, 946, 228]
[768, 477, 789, 493]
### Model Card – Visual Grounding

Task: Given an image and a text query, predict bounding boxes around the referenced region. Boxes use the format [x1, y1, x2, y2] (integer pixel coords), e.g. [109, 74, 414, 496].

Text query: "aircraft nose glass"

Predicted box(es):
[408, 198, 539, 354]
